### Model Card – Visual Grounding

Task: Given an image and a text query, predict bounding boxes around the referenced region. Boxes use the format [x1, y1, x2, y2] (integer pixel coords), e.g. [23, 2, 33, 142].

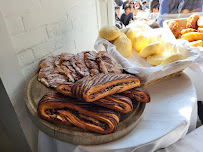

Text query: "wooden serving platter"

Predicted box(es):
[24, 71, 146, 145]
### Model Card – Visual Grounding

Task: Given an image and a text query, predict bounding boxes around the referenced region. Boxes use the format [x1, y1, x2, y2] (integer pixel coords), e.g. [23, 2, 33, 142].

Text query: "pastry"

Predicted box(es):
[38, 92, 120, 134]
[181, 32, 203, 42]
[168, 20, 181, 39]
[198, 27, 203, 33]
[189, 40, 203, 47]
[56, 83, 75, 97]
[181, 28, 197, 35]
[197, 16, 203, 28]
[186, 14, 199, 29]
[71, 73, 141, 102]
[121, 87, 150, 103]
[99, 25, 120, 41]
[147, 54, 166, 66]
[94, 95, 133, 113]
[161, 53, 184, 66]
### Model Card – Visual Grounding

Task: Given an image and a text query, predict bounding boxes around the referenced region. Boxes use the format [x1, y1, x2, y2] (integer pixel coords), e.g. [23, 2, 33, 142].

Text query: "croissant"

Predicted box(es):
[38, 93, 120, 134]
[71, 73, 141, 102]
[57, 84, 133, 113]
[121, 87, 150, 103]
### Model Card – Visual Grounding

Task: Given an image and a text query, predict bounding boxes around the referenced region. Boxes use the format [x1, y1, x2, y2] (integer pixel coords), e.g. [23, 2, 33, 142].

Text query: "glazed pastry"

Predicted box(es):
[181, 32, 203, 42]
[186, 14, 199, 29]
[198, 27, 203, 33]
[71, 73, 141, 102]
[189, 40, 203, 47]
[38, 93, 120, 134]
[168, 20, 180, 39]
[198, 16, 203, 28]
[121, 87, 150, 103]
[181, 28, 197, 35]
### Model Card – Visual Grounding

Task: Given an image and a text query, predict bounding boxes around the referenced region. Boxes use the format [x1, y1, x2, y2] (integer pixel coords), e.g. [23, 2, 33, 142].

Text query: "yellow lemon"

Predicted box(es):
[132, 32, 150, 52]
[113, 36, 132, 58]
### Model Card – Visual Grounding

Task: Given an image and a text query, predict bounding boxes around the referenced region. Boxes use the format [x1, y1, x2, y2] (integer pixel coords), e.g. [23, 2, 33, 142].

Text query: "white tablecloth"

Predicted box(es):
[38, 73, 197, 152]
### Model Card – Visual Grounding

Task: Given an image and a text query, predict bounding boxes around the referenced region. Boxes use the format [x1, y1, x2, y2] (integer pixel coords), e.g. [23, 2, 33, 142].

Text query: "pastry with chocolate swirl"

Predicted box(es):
[38, 92, 120, 134]
[57, 84, 133, 113]
[121, 87, 150, 103]
[71, 73, 141, 102]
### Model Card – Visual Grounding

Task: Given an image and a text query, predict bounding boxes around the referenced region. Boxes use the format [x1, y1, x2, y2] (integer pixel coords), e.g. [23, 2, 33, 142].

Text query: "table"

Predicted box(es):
[38, 73, 197, 152]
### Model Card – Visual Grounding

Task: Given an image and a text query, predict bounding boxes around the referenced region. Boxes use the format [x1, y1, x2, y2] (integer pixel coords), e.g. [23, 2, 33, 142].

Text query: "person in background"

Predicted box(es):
[115, 0, 123, 7]
[149, 0, 159, 12]
[149, 3, 160, 20]
[135, 0, 143, 11]
[159, 0, 202, 15]
[158, 0, 203, 26]
[142, 1, 148, 11]
[115, 6, 125, 29]
[123, 0, 130, 9]
[120, 4, 134, 26]
[129, 1, 138, 16]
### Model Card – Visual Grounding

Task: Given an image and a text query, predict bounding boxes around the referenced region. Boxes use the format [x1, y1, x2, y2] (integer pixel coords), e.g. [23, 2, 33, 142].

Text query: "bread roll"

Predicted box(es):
[161, 53, 184, 66]
[126, 27, 140, 41]
[132, 32, 150, 52]
[147, 54, 166, 66]
[113, 36, 132, 58]
[99, 25, 120, 41]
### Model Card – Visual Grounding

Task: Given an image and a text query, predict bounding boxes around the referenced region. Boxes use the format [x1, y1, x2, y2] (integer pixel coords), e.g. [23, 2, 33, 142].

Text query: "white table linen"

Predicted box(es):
[156, 125, 203, 152]
[38, 73, 197, 152]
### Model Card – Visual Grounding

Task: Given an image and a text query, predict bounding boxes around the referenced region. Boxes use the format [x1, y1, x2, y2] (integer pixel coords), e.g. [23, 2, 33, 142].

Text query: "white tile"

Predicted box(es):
[32, 36, 63, 60]
[4, 16, 25, 36]
[11, 27, 48, 54]
[17, 49, 35, 67]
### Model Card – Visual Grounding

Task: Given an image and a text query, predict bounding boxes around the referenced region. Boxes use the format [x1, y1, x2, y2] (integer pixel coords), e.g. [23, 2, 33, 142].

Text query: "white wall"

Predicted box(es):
[0, 0, 106, 151]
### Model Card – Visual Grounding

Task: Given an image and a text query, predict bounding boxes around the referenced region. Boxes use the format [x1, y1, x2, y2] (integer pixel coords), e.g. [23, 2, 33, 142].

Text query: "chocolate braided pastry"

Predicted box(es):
[56, 84, 133, 113]
[121, 87, 150, 103]
[71, 73, 141, 102]
[38, 93, 120, 134]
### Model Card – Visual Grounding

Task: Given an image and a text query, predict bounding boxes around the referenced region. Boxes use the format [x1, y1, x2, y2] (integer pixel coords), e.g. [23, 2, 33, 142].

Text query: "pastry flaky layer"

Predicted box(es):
[121, 87, 150, 103]
[56, 84, 133, 113]
[71, 73, 141, 102]
[38, 93, 120, 134]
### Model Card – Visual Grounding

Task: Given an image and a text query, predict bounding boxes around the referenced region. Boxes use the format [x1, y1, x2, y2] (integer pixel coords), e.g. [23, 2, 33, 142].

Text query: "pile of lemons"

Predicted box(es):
[99, 25, 185, 66]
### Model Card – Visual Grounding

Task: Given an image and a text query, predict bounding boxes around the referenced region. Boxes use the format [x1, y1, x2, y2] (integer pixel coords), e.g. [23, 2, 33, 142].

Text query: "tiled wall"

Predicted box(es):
[1, 0, 99, 80]
[0, 0, 100, 151]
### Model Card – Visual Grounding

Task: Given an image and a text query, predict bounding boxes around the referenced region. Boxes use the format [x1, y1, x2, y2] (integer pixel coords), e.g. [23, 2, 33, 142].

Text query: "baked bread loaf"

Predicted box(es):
[186, 14, 199, 29]
[71, 73, 141, 102]
[99, 25, 120, 41]
[38, 93, 120, 134]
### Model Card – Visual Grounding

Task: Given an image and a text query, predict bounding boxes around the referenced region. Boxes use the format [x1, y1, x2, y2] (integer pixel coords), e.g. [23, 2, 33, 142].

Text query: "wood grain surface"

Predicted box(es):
[24, 71, 146, 145]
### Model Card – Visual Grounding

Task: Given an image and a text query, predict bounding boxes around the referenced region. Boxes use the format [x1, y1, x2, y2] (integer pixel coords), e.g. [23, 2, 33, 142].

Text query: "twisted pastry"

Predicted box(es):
[71, 73, 141, 102]
[56, 84, 133, 113]
[38, 93, 120, 134]
[121, 87, 150, 103]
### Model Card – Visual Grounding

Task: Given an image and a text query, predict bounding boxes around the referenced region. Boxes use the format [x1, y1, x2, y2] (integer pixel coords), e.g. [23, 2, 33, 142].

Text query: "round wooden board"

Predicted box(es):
[24, 71, 146, 145]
